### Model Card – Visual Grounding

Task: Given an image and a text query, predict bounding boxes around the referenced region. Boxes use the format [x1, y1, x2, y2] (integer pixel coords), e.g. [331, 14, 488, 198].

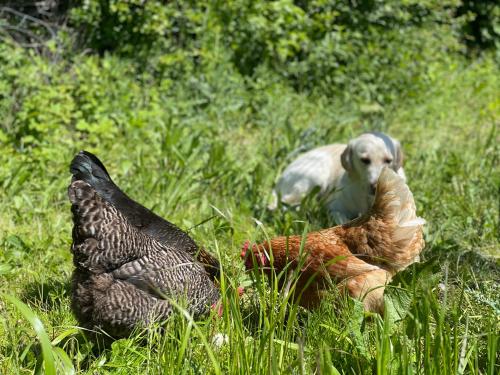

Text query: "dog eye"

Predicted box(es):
[360, 157, 371, 165]
[384, 158, 392, 164]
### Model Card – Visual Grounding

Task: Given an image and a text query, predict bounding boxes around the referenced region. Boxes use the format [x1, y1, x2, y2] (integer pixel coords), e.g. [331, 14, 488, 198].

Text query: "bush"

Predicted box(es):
[4, 1, 496, 104]
[214, 0, 463, 102]
[70, 0, 206, 55]
[456, 0, 500, 53]
[66, 0, 464, 104]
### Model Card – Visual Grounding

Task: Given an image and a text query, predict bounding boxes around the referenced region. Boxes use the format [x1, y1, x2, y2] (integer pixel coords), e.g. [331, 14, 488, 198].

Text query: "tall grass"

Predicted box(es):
[0, 54, 498, 373]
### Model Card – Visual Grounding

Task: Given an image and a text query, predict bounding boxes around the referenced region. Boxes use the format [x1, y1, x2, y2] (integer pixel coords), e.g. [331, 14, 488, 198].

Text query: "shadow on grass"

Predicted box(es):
[426, 238, 499, 282]
[20, 279, 72, 311]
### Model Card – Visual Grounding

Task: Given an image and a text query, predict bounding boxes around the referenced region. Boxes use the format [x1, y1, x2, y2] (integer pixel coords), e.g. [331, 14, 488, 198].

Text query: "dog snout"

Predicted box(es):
[369, 182, 377, 194]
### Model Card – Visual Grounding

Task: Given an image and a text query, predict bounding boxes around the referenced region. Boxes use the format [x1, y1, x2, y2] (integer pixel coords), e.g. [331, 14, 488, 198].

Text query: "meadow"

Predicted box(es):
[0, 1, 499, 373]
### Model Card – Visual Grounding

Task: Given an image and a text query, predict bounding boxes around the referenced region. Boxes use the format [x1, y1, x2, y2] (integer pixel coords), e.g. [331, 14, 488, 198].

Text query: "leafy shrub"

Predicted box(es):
[215, 0, 463, 101]
[67, 0, 465, 104]
[70, 0, 206, 56]
[5, 0, 496, 105]
[456, 0, 500, 53]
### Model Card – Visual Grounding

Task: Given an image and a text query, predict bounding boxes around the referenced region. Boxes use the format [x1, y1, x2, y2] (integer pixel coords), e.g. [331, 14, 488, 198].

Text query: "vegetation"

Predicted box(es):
[0, 1, 498, 373]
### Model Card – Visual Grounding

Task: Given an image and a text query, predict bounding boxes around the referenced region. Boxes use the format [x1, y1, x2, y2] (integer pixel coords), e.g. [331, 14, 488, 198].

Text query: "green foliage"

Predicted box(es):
[213, 0, 463, 102]
[70, 0, 206, 56]
[3, 294, 75, 375]
[457, 0, 500, 53]
[4, 1, 498, 103]
[67, 0, 468, 104]
[0, 2, 499, 373]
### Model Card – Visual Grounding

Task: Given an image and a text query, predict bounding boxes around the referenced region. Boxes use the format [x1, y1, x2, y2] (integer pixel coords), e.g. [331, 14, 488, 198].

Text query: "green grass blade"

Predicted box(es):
[52, 347, 75, 375]
[3, 294, 56, 375]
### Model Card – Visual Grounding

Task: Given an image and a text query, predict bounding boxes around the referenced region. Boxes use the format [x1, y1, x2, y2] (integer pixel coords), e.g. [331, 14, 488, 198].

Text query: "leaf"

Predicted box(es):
[3, 294, 56, 375]
[385, 258, 442, 326]
[390, 257, 442, 290]
[384, 286, 413, 325]
[0, 263, 12, 275]
[51, 327, 80, 346]
[273, 339, 311, 353]
[53, 347, 76, 375]
[346, 298, 370, 359]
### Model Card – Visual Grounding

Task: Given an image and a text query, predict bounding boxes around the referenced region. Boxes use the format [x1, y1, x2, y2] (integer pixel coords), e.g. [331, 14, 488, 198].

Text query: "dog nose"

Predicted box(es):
[369, 183, 377, 194]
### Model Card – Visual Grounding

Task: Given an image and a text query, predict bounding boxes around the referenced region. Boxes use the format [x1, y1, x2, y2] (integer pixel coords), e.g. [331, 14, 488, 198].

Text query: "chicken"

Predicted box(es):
[68, 152, 220, 337]
[70, 151, 220, 279]
[242, 168, 425, 313]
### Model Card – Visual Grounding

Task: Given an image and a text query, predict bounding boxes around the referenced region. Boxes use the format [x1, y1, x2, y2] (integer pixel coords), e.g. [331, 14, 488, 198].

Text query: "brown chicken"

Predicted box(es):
[241, 168, 425, 313]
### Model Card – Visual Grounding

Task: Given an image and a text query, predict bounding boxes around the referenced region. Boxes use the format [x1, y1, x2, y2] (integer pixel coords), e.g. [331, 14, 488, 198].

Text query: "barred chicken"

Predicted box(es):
[242, 168, 425, 313]
[69, 152, 220, 337]
[70, 151, 220, 279]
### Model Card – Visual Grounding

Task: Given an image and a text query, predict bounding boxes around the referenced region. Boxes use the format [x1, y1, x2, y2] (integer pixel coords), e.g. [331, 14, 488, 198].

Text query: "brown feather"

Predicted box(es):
[243, 168, 425, 313]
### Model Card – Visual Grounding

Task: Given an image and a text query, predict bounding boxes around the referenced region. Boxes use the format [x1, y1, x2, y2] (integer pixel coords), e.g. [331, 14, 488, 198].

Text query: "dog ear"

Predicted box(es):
[341, 144, 353, 172]
[392, 140, 404, 171]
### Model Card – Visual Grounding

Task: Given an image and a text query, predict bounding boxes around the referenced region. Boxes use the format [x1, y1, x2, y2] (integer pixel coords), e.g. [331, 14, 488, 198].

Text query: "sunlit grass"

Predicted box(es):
[0, 55, 498, 373]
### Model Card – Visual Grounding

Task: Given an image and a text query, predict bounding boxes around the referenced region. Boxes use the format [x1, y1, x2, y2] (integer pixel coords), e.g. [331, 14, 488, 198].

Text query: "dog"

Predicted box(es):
[269, 132, 406, 224]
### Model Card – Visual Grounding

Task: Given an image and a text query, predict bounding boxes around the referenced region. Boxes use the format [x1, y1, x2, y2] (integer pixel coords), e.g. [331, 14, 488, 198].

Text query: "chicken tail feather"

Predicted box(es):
[365, 167, 425, 270]
[70, 150, 113, 187]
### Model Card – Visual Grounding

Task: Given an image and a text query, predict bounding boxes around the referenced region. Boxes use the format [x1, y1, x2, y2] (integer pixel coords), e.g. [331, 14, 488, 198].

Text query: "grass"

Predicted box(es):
[0, 53, 499, 373]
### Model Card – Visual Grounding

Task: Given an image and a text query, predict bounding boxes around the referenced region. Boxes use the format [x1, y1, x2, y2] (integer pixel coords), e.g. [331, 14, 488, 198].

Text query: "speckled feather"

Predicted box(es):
[70, 151, 220, 280]
[69, 180, 220, 337]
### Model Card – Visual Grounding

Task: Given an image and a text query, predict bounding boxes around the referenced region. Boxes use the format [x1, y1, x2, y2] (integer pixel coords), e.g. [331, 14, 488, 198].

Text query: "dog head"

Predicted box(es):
[341, 132, 403, 195]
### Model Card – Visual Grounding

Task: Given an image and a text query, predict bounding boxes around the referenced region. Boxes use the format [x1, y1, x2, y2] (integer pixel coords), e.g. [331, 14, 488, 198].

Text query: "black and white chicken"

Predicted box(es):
[69, 151, 220, 337]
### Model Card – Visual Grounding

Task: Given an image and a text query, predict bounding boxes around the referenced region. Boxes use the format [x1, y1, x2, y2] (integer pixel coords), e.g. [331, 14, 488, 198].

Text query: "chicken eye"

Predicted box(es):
[360, 157, 371, 165]
[384, 158, 393, 164]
